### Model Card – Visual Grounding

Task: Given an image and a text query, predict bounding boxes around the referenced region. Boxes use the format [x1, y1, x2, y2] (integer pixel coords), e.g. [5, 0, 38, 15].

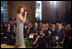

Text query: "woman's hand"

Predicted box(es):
[25, 11, 27, 15]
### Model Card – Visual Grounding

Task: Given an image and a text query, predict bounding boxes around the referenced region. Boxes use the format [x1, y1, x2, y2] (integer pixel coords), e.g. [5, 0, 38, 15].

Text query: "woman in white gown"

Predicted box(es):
[16, 6, 27, 48]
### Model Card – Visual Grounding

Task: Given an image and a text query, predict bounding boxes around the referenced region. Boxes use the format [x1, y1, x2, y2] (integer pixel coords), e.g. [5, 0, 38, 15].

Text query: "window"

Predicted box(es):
[1, 1, 7, 22]
[35, 1, 42, 21]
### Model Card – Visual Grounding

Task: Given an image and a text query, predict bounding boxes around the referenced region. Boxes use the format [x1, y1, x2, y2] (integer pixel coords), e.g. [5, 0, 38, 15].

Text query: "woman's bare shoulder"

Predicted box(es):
[17, 14, 21, 16]
[17, 14, 22, 18]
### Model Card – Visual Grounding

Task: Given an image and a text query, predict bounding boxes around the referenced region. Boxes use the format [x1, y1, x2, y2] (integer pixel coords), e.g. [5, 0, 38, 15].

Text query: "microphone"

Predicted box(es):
[22, 9, 28, 16]
[22, 9, 29, 17]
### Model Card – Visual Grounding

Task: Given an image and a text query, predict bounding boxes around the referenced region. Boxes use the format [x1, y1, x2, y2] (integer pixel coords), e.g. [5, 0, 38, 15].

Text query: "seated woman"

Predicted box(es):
[32, 28, 47, 48]
[45, 31, 53, 48]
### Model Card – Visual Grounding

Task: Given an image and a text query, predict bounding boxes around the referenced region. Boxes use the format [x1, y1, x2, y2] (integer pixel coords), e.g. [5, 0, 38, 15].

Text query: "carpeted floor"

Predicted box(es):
[1, 44, 14, 48]
[1, 38, 62, 48]
[1, 38, 32, 48]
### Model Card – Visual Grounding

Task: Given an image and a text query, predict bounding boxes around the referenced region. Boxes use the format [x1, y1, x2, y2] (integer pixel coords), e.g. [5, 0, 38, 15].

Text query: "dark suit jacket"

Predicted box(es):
[26, 26, 34, 34]
[55, 29, 65, 42]
[50, 29, 57, 37]
[44, 28, 50, 35]
[33, 27, 39, 34]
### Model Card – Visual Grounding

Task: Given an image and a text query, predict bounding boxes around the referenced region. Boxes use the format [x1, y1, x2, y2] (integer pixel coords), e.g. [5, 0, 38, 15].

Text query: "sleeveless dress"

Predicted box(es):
[16, 16, 25, 46]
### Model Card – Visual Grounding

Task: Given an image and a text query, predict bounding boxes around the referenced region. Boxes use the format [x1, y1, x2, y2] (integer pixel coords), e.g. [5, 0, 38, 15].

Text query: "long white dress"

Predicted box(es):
[16, 16, 25, 46]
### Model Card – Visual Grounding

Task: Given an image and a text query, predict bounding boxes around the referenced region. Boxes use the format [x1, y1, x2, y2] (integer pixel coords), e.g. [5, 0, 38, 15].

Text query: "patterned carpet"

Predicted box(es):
[1, 38, 62, 48]
[1, 38, 32, 48]
[1, 44, 14, 48]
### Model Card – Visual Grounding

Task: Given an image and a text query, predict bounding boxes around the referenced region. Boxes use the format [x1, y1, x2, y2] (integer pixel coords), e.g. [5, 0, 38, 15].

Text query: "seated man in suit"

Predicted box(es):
[45, 24, 57, 48]
[56, 24, 64, 42]
[25, 23, 33, 38]
[52, 23, 64, 47]
[33, 23, 39, 40]
[44, 23, 50, 35]
[33, 22, 39, 34]
[50, 24, 57, 37]
[38, 22, 43, 31]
